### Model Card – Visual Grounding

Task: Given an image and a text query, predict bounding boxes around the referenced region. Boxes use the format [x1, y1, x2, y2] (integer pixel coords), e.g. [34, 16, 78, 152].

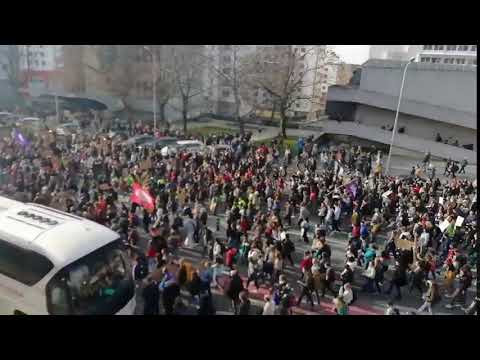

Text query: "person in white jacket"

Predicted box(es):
[262, 295, 276, 315]
[338, 283, 354, 305]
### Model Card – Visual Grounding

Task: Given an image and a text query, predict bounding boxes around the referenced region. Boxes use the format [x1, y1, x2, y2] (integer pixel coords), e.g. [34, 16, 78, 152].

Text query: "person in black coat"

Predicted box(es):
[281, 234, 295, 266]
[238, 291, 251, 315]
[224, 270, 244, 314]
[198, 292, 216, 316]
[385, 261, 407, 300]
[162, 282, 181, 315]
[142, 278, 160, 315]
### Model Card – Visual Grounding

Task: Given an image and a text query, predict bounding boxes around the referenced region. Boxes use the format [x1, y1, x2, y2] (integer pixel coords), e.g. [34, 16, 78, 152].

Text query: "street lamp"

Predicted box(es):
[385, 57, 415, 175]
[143, 46, 157, 132]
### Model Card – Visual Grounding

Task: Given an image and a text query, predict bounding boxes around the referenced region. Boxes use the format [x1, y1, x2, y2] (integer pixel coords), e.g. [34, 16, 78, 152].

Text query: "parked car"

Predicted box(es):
[56, 122, 81, 136]
[124, 134, 155, 147]
[16, 117, 45, 132]
[141, 136, 178, 149]
[175, 140, 206, 153]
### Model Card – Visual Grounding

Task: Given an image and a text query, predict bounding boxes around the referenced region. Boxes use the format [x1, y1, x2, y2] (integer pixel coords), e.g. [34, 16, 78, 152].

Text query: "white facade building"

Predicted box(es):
[417, 45, 477, 65]
[18, 45, 63, 71]
[202, 45, 256, 116]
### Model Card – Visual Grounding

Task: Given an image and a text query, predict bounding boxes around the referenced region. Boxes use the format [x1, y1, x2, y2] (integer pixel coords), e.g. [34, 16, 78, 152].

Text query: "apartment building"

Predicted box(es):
[18, 45, 64, 92]
[417, 45, 477, 65]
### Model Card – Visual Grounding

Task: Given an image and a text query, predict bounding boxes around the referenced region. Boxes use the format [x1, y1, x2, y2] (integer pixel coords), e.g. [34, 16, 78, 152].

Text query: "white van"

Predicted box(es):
[0, 196, 135, 315]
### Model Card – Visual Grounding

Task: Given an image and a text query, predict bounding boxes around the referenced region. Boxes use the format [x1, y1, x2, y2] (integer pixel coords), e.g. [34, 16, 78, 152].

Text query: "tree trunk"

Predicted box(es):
[279, 103, 287, 138]
[123, 101, 133, 135]
[270, 101, 276, 123]
[234, 95, 244, 136]
[182, 97, 188, 134]
[159, 102, 167, 125]
[182, 109, 188, 134]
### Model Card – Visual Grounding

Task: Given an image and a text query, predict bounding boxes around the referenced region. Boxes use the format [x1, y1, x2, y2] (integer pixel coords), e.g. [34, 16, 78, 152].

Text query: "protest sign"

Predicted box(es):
[439, 197, 444, 205]
[382, 190, 393, 199]
[140, 158, 152, 170]
[439, 219, 450, 233]
[455, 216, 464, 228]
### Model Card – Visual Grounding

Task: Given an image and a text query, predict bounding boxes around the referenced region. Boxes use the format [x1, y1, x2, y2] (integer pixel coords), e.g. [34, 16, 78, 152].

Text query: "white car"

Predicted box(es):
[176, 140, 205, 153]
[56, 123, 81, 136]
[16, 117, 44, 131]
[161, 140, 205, 157]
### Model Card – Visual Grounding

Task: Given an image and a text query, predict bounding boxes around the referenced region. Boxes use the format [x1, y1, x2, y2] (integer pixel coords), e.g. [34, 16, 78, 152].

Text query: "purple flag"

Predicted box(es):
[13, 128, 30, 147]
[345, 181, 358, 199]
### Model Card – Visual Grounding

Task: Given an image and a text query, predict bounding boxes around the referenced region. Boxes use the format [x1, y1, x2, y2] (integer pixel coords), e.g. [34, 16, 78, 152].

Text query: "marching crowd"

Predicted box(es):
[0, 121, 477, 316]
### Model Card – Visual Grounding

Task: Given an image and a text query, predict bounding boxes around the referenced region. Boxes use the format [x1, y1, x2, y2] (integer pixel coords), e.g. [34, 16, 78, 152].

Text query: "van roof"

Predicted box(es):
[0, 197, 118, 267]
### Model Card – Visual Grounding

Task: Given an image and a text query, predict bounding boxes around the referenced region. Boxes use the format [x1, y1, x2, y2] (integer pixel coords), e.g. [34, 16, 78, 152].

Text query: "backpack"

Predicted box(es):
[326, 268, 336, 282]
[134, 255, 149, 281]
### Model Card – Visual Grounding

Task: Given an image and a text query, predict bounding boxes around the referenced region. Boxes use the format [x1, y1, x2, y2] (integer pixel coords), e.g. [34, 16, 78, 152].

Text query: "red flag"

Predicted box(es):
[131, 183, 155, 212]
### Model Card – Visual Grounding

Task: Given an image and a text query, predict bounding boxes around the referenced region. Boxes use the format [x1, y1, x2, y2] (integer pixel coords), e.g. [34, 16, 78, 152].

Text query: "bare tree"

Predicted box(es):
[153, 45, 176, 128]
[84, 45, 138, 129]
[201, 45, 256, 136]
[244, 45, 324, 138]
[171, 45, 205, 134]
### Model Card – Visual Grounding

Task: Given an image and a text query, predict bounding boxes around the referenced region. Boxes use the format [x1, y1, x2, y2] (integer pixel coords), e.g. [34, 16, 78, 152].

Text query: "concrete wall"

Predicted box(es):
[354, 104, 477, 150]
[361, 60, 477, 114]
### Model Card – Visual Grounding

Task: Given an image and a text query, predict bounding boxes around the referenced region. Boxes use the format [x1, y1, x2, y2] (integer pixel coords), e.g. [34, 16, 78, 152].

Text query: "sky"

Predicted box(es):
[330, 45, 370, 65]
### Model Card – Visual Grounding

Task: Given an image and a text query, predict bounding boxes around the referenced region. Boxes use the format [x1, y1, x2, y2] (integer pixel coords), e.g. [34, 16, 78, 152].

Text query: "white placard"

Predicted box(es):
[439, 219, 450, 233]
[455, 216, 464, 228]
[439, 197, 444, 205]
[382, 190, 393, 199]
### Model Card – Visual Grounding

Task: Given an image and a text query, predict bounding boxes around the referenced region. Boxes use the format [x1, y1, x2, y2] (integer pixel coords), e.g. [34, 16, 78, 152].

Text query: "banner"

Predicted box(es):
[131, 182, 155, 212]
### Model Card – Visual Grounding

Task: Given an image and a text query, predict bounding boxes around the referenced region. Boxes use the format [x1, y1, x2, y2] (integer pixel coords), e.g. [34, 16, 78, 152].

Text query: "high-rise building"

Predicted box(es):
[17, 45, 64, 92]
[370, 45, 476, 66]
[416, 45, 477, 65]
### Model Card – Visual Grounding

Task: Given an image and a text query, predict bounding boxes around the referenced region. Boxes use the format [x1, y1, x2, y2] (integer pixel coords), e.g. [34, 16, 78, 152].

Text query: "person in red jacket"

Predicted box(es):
[300, 251, 313, 280]
[225, 247, 238, 269]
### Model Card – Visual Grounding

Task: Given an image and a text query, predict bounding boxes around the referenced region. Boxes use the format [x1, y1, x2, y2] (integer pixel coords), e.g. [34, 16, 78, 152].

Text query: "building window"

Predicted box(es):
[222, 90, 230, 98]
[458, 45, 469, 51]
[423, 45, 432, 50]
[471, 45, 477, 51]
[301, 48, 306, 53]
[446, 45, 457, 51]
[474, 59, 477, 65]
[433, 45, 444, 51]
[223, 56, 231, 63]
[222, 67, 231, 75]
[42, 61, 46, 66]
[456, 58, 465, 64]
[106, 77, 111, 84]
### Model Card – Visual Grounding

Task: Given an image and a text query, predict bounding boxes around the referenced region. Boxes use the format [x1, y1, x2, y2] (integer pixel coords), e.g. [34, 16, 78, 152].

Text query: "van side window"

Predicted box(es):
[0, 238, 54, 286]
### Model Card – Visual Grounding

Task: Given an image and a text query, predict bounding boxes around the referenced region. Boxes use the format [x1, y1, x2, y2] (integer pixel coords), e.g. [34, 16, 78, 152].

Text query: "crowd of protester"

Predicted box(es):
[0, 119, 477, 316]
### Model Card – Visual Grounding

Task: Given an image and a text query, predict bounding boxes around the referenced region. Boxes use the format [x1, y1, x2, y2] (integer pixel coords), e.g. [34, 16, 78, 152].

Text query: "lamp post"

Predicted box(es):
[143, 46, 157, 132]
[385, 57, 415, 175]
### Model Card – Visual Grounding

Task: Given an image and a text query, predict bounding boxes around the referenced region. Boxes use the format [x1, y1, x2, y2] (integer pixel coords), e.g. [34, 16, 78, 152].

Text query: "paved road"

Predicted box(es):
[133, 207, 475, 315]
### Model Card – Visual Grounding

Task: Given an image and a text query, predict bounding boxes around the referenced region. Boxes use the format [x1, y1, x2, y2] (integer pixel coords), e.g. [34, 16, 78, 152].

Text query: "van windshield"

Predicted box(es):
[46, 241, 134, 315]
